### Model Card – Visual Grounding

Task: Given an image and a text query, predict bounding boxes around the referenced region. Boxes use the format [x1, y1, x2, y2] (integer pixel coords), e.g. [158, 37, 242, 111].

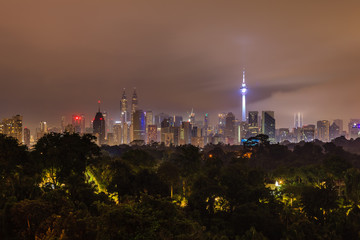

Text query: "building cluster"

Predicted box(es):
[2, 72, 360, 147]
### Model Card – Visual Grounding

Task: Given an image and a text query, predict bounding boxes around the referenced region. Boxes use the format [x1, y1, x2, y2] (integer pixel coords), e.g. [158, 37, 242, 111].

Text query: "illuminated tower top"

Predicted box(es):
[240, 69, 248, 122]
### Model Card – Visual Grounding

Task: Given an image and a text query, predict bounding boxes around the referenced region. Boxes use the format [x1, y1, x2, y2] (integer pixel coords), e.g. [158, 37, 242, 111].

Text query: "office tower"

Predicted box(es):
[174, 115, 183, 127]
[113, 122, 122, 145]
[120, 89, 128, 123]
[329, 122, 340, 140]
[240, 70, 248, 122]
[93, 103, 106, 145]
[248, 111, 259, 137]
[107, 133, 115, 145]
[204, 113, 209, 145]
[303, 125, 315, 142]
[278, 128, 290, 142]
[24, 127, 30, 147]
[61, 116, 66, 133]
[317, 120, 330, 142]
[160, 118, 171, 143]
[145, 111, 154, 126]
[181, 121, 192, 144]
[334, 119, 344, 133]
[238, 121, 248, 143]
[225, 112, 235, 144]
[294, 112, 303, 129]
[262, 111, 275, 142]
[132, 109, 146, 142]
[122, 122, 129, 144]
[131, 88, 138, 121]
[72, 114, 82, 133]
[147, 125, 157, 143]
[348, 119, 360, 139]
[1, 115, 23, 143]
[155, 113, 170, 127]
[40, 121, 48, 134]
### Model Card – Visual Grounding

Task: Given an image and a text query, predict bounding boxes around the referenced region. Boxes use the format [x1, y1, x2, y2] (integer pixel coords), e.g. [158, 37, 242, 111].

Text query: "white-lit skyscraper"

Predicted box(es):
[240, 70, 247, 122]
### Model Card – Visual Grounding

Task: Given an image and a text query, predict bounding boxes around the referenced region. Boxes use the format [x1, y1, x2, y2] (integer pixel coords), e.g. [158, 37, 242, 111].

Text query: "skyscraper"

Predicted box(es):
[248, 111, 259, 137]
[120, 89, 128, 124]
[317, 120, 330, 142]
[132, 109, 146, 142]
[329, 122, 340, 140]
[240, 70, 247, 122]
[225, 112, 235, 144]
[262, 111, 275, 142]
[294, 112, 303, 129]
[147, 125, 157, 143]
[131, 88, 138, 120]
[93, 102, 106, 145]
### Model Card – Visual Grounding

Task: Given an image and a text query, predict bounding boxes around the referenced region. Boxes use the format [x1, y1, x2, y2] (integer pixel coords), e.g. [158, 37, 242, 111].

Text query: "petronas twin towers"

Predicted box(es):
[120, 88, 138, 124]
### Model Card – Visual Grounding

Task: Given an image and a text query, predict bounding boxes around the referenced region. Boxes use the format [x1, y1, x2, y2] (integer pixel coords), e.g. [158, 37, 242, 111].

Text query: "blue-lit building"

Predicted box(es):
[132, 109, 146, 142]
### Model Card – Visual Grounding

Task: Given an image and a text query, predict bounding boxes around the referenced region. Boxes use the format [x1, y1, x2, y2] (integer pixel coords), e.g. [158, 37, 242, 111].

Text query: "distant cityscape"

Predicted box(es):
[1, 72, 360, 147]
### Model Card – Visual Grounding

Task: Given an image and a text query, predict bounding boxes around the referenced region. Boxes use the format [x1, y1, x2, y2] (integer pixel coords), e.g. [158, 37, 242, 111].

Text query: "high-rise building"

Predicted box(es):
[278, 128, 290, 142]
[120, 89, 128, 124]
[317, 120, 330, 142]
[160, 118, 171, 143]
[204, 113, 209, 145]
[262, 111, 275, 142]
[132, 109, 146, 142]
[329, 122, 340, 140]
[1, 115, 23, 143]
[348, 119, 360, 139]
[147, 125, 157, 143]
[181, 121, 192, 145]
[294, 112, 303, 129]
[248, 111, 259, 137]
[113, 122, 122, 145]
[225, 112, 236, 144]
[24, 127, 30, 147]
[131, 88, 138, 120]
[240, 70, 247, 122]
[174, 115, 183, 127]
[93, 103, 106, 145]
[334, 119, 344, 133]
[155, 113, 170, 127]
[303, 125, 315, 142]
[72, 114, 85, 134]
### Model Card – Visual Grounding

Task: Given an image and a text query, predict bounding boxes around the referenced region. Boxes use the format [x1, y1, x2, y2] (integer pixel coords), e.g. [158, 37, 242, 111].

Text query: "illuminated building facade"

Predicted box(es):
[317, 120, 330, 142]
[1, 115, 23, 143]
[348, 119, 360, 139]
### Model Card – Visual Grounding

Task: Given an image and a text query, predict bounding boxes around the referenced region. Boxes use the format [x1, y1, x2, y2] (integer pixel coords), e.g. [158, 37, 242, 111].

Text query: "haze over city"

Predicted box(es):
[1, 1, 360, 132]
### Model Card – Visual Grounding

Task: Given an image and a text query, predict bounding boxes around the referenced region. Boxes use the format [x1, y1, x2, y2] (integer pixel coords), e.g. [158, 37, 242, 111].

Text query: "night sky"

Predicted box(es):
[1, 1, 360, 132]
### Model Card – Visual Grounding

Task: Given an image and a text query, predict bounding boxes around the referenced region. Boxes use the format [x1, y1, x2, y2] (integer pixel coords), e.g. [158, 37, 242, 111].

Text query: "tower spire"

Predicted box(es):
[240, 69, 248, 122]
[98, 100, 101, 112]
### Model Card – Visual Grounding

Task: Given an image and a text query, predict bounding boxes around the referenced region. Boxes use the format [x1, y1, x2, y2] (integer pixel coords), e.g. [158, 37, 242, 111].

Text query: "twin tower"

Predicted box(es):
[120, 88, 138, 124]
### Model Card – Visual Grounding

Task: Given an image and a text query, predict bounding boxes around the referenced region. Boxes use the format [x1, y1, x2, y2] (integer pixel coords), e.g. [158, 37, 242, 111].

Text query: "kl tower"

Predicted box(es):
[240, 69, 248, 122]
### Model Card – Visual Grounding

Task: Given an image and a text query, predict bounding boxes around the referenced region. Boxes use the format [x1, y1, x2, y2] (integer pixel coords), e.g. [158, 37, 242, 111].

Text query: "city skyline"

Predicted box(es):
[1, 1, 360, 132]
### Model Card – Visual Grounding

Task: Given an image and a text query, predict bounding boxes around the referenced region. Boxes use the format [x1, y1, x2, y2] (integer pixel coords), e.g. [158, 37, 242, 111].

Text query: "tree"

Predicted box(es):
[34, 133, 100, 188]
